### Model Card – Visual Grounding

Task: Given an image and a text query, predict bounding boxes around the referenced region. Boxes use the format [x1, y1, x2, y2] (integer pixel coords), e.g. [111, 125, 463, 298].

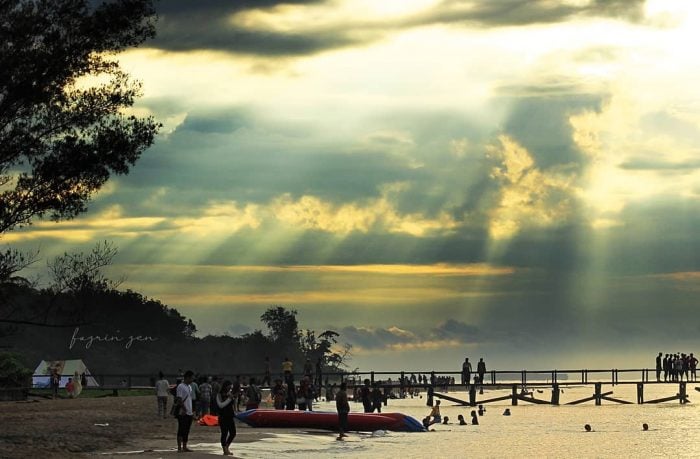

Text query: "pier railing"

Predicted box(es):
[29, 367, 694, 388]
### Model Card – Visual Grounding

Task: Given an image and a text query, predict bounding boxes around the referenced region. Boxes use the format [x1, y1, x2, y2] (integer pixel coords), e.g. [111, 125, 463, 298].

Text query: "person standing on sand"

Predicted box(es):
[175, 370, 195, 453]
[336, 382, 350, 440]
[360, 379, 372, 413]
[155, 372, 170, 418]
[371, 383, 383, 413]
[245, 377, 262, 410]
[199, 376, 212, 416]
[50, 368, 60, 399]
[65, 377, 75, 398]
[216, 380, 237, 456]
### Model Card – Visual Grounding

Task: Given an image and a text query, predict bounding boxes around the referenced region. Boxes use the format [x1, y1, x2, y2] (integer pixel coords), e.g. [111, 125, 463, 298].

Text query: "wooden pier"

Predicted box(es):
[334, 368, 695, 407]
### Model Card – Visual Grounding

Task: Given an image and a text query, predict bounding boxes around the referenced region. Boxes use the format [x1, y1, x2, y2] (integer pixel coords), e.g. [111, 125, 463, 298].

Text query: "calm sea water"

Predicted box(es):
[192, 384, 700, 458]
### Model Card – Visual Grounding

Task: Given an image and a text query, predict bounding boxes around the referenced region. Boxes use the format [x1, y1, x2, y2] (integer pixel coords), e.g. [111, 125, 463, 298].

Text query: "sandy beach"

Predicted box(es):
[0, 395, 278, 458]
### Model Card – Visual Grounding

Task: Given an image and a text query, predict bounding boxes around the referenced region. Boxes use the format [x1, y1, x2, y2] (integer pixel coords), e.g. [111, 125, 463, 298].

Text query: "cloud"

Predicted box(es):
[486, 135, 580, 240]
[405, 0, 646, 29]
[618, 158, 700, 172]
[147, 0, 648, 58]
[340, 319, 482, 353]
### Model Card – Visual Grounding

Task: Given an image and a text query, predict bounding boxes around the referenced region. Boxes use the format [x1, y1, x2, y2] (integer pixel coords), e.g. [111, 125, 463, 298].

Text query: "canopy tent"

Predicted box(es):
[32, 360, 99, 388]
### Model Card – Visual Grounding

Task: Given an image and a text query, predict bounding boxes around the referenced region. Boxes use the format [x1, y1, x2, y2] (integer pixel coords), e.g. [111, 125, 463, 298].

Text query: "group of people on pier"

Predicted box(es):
[462, 356, 487, 388]
[655, 352, 698, 382]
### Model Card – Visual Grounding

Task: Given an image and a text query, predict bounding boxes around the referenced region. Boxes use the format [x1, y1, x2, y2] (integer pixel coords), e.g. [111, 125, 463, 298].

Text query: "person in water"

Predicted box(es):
[442, 416, 449, 425]
[428, 400, 441, 424]
[457, 414, 467, 425]
[503, 408, 511, 416]
[216, 380, 237, 456]
[584, 424, 592, 432]
[470, 410, 479, 425]
[478, 404, 485, 416]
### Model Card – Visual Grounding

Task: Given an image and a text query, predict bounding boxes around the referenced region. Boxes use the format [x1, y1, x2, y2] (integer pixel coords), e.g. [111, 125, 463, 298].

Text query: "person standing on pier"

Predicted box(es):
[663, 354, 670, 381]
[656, 353, 662, 382]
[462, 358, 472, 388]
[477, 358, 486, 390]
[690, 353, 698, 381]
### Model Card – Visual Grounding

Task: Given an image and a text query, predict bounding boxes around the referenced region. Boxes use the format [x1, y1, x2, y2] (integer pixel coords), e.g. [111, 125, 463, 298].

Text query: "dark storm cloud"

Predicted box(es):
[501, 93, 604, 169]
[405, 0, 647, 29]
[146, 0, 648, 57]
[151, 0, 354, 56]
[432, 319, 481, 341]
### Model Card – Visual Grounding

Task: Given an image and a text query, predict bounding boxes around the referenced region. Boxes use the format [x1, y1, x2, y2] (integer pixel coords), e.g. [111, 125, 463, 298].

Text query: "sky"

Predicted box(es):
[8, 0, 700, 371]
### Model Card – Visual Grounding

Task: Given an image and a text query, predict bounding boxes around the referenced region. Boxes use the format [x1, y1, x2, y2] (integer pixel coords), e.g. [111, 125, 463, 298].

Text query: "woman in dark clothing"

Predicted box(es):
[216, 380, 236, 456]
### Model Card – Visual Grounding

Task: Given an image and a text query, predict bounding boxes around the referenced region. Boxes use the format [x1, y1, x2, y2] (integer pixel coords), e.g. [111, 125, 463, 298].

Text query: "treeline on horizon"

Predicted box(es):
[1, 281, 349, 378]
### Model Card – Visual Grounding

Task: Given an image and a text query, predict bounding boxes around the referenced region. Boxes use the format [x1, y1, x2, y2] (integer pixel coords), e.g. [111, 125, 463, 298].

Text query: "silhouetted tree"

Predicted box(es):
[0, 0, 159, 234]
[260, 306, 300, 345]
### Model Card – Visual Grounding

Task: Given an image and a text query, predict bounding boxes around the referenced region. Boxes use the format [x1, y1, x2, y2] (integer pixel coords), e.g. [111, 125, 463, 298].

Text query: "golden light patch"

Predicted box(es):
[487, 135, 578, 240]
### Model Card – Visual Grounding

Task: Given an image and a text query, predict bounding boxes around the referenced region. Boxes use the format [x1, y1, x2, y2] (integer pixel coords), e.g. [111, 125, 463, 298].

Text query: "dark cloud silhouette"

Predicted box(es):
[405, 0, 646, 29]
[147, 0, 648, 57]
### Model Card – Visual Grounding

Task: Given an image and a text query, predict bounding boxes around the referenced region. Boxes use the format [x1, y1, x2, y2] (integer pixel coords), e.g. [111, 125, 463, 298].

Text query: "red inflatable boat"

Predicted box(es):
[236, 409, 425, 432]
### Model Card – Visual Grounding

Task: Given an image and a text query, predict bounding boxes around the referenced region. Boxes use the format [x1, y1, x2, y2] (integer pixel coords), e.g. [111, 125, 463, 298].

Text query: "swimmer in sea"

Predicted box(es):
[584, 424, 592, 432]
[457, 414, 467, 425]
[470, 410, 479, 425]
[502, 408, 511, 416]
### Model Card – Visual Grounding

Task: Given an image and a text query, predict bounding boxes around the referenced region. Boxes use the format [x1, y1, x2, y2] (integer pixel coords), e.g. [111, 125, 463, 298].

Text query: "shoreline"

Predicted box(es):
[0, 395, 286, 458]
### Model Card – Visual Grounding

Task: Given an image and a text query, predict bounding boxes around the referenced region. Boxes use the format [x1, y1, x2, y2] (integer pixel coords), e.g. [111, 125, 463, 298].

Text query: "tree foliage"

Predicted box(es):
[0, 0, 159, 234]
[260, 306, 300, 345]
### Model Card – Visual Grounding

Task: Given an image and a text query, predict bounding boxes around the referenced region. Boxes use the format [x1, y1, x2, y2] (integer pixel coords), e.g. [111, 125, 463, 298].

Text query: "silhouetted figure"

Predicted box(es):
[477, 358, 486, 390]
[470, 410, 479, 425]
[461, 358, 472, 387]
[642, 423, 649, 431]
[655, 352, 662, 382]
[503, 408, 511, 416]
[361, 379, 373, 413]
[584, 424, 592, 432]
[457, 414, 467, 425]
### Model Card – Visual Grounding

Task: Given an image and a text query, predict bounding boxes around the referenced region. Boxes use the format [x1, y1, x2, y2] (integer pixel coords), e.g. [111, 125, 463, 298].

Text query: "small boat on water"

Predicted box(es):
[236, 409, 425, 432]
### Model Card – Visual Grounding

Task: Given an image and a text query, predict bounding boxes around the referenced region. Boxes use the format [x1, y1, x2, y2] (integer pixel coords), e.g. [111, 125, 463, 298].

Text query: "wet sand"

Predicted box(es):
[0, 395, 278, 458]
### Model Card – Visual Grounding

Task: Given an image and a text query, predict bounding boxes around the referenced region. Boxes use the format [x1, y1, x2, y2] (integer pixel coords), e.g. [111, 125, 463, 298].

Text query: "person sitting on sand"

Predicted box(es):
[428, 400, 441, 424]
[457, 414, 467, 425]
[216, 380, 237, 456]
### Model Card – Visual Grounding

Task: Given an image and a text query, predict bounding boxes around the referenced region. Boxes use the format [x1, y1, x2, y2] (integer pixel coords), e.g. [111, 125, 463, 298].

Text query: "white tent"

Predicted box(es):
[32, 360, 99, 388]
